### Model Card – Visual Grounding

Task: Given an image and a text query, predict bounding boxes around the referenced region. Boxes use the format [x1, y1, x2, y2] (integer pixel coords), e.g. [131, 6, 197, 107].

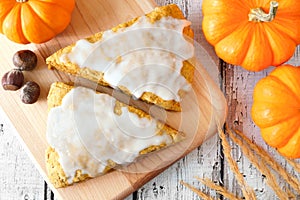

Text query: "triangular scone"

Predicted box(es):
[46, 82, 184, 188]
[46, 4, 195, 111]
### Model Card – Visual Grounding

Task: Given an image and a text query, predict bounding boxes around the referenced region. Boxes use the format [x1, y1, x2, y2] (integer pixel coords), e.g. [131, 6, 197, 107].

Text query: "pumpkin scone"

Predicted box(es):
[46, 4, 195, 111]
[46, 82, 184, 188]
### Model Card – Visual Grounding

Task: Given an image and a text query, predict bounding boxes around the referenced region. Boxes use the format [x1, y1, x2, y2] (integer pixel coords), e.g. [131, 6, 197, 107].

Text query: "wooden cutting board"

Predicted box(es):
[0, 0, 227, 199]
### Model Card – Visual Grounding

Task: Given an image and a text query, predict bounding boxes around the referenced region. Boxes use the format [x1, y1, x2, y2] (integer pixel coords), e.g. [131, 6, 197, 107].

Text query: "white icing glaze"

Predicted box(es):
[61, 16, 194, 101]
[46, 87, 173, 183]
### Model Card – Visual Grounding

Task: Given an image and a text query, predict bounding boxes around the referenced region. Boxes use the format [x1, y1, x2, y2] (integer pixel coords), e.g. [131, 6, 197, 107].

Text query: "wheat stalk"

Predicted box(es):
[218, 126, 256, 200]
[182, 123, 299, 200]
[194, 177, 241, 200]
[180, 180, 214, 200]
[286, 158, 300, 175]
[227, 127, 290, 199]
[234, 128, 300, 194]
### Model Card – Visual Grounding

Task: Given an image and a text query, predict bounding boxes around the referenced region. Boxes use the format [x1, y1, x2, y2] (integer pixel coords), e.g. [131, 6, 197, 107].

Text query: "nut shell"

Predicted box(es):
[1, 69, 24, 91]
[13, 50, 38, 71]
[20, 81, 40, 104]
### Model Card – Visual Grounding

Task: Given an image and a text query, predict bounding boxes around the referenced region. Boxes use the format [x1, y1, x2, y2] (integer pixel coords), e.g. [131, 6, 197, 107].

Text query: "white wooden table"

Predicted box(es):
[1, 0, 299, 199]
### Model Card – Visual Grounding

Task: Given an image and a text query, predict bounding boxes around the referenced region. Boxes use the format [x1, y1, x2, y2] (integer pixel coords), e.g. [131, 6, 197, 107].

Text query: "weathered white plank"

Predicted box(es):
[223, 45, 300, 199]
[0, 108, 49, 200]
[135, 135, 221, 200]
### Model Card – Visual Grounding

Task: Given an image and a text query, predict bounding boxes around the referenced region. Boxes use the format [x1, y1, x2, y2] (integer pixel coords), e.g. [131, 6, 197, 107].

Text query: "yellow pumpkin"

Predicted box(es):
[252, 65, 300, 158]
[0, 0, 75, 44]
[202, 0, 300, 71]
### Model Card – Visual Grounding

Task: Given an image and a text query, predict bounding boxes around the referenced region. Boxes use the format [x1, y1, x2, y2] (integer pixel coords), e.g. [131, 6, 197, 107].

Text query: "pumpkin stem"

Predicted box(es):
[249, 1, 279, 22]
[16, 0, 28, 2]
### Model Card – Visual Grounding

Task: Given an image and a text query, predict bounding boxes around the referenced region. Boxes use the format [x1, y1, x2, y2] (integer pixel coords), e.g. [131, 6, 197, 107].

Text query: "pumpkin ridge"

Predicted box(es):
[22, 3, 52, 30]
[29, 0, 74, 13]
[252, 76, 300, 128]
[275, 111, 300, 128]
[260, 22, 274, 64]
[252, 102, 300, 128]
[241, 23, 273, 71]
[202, 15, 241, 45]
[203, 0, 249, 16]
[20, 3, 56, 42]
[262, 24, 296, 66]
[273, 0, 300, 15]
[268, 74, 300, 105]
[3, 3, 28, 43]
[260, 114, 300, 147]
[0, 1, 15, 33]
[23, 2, 48, 28]
[25, 1, 67, 34]
[254, 101, 300, 110]
[216, 22, 252, 65]
[220, 20, 246, 44]
[202, 0, 250, 46]
[265, 21, 298, 46]
[278, 129, 300, 158]
[268, 18, 300, 44]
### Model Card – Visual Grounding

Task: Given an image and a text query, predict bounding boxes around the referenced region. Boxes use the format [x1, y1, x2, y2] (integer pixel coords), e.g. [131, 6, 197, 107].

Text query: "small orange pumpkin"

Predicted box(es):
[0, 0, 75, 44]
[202, 0, 300, 71]
[252, 65, 300, 158]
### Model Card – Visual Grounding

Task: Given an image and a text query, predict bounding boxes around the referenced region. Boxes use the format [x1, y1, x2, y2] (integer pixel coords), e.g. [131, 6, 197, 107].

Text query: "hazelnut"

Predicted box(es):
[1, 69, 24, 91]
[13, 50, 37, 71]
[20, 81, 40, 104]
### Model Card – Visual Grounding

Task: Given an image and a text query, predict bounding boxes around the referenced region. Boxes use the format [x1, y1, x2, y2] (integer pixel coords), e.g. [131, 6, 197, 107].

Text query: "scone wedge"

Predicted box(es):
[46, 4, 195, 111]
[46, 82, 184, 188]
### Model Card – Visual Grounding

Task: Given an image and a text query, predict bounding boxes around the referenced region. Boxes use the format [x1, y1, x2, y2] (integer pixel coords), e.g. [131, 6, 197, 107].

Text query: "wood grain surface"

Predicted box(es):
[0, 0, 227, 199]
[1, 0, 299, 200]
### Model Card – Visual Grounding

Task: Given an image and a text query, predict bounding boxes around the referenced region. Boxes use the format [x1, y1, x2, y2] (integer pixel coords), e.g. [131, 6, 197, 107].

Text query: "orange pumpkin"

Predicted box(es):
[202, 0, 300, 71]
[0, 0, 75, 44]
[252, 65, 300, 158]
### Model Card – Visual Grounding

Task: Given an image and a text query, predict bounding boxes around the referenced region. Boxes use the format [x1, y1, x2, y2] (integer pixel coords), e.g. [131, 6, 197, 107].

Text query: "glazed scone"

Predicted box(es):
[46, 4, 195, 111]
[46, 82, 184, 188]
